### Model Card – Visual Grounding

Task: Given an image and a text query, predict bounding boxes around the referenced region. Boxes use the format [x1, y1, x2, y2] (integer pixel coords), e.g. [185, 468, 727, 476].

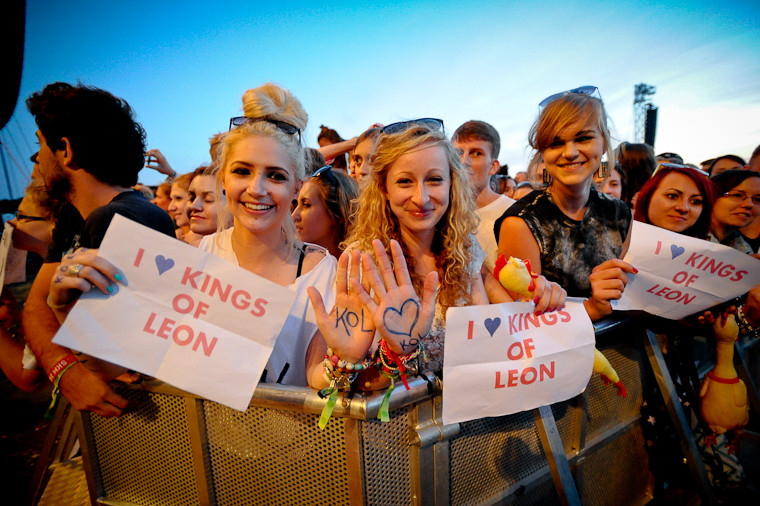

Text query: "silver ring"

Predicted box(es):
[69, 263, 84, 277]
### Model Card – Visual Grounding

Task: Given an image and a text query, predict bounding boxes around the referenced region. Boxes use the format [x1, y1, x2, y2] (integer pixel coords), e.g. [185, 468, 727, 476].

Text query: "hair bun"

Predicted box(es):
[241, 83, 308, 131]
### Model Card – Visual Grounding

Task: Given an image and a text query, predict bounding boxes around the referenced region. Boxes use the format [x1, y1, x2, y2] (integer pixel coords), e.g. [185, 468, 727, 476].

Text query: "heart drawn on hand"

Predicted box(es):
[383, 299, 420, 338]
[484, 317, 501, 337]
[670, 244, 685, 260]
[155, 255, 175, 275]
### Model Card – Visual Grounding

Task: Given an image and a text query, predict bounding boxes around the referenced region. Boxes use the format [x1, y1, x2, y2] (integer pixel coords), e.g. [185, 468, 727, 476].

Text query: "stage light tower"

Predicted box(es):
[634, 83, 657, 146]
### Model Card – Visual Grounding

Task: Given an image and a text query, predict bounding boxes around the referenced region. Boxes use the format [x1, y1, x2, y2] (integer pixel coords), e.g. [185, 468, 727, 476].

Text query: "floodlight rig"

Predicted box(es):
[634, 83, 657, 146]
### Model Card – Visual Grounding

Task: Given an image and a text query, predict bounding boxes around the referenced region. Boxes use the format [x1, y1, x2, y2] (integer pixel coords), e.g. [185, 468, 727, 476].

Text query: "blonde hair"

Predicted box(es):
[343, 124, 478, 311]
[528, 92, 614, 186]
[216, 83, 308, 245]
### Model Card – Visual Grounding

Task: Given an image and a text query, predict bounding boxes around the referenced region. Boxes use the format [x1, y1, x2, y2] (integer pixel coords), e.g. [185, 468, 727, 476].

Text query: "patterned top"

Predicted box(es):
[495, 187, 631, 297]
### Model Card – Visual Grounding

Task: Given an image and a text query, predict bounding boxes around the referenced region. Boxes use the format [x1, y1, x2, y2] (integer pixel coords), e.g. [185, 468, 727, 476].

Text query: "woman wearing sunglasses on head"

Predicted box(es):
[292, 165, 359, 259]
[307, 119, 565, 390]
[199, 83, 338, 386]
[495, 87, 634, 320]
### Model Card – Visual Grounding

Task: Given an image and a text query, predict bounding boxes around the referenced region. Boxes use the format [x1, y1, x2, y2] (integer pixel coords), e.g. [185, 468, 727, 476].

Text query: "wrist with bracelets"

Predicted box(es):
[736, 305, 759, 339]
[44, 354, 80, 420]
[318, 349, 371, 430]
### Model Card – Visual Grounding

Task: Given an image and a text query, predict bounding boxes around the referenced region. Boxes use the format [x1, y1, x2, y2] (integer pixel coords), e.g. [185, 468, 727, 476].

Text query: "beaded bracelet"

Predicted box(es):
[318, 350, 368, 430]
[736, 305, 760, 339]
[373, 340, 425, 423]
[325, 348, 372, 373]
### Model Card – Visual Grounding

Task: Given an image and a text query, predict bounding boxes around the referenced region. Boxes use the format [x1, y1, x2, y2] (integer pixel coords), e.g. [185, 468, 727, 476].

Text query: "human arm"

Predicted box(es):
[318, 138, 358, 162]
[498, 216, 542, 275]
[583, 259, 638, 321]
[144, 149, 177, 179]
[22, 262, 128, 416]
[0, 287, 42, 392]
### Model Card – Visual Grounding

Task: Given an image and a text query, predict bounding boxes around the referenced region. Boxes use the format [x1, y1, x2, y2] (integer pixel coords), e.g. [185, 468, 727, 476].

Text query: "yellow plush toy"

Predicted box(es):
[494, 254, 626, 397]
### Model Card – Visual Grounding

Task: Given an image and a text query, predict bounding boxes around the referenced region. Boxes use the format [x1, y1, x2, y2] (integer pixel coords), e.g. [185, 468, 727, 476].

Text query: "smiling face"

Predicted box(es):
[292, 180, 335, 248]
[712, 176, 760, 229]
[384, 143, 451, 241]
[222, 135, 299, 237]
[542, 117, 605, 189]
[187, 175, 219, 235]
[168, 183, 191, 227]
[647, 172, 704, 233]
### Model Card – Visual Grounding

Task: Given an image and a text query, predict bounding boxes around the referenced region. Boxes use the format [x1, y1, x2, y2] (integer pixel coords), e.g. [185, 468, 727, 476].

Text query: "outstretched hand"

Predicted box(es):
[308, 249, 375, 363]
[145, 149, 175, 178]
[351, 239, 438, 355]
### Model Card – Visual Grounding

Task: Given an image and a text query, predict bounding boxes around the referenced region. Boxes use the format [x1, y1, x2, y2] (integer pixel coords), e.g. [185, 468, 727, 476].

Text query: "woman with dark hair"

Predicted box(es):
[708, 155, 746, 177]
[317, 125, 349, 170]
[709, 169, 760, 254]
[616, 142, 656, 206]
[634, 164, 715, 239]
[293, 165, 359, 258]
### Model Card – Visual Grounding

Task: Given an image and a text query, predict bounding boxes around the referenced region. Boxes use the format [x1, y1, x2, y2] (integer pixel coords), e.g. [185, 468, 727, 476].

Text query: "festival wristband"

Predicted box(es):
[47, 354, 79, 383]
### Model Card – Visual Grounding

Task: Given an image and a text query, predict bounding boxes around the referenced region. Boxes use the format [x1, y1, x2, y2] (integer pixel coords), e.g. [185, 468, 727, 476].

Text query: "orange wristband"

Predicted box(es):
[47, 354, 78, 383]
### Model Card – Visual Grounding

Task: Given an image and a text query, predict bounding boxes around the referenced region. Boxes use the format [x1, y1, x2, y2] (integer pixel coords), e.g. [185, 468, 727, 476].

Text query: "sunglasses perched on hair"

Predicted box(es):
[539, 85, 600, 108]
[228, 116, 302, 142]
[15, 211, 46, 222]
[381, 118, 444, 136]
[652, 162, 709, 178]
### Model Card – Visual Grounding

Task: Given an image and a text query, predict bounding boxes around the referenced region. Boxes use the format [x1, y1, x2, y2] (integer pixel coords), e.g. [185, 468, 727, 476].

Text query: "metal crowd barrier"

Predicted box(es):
[32, 316, 760, 505]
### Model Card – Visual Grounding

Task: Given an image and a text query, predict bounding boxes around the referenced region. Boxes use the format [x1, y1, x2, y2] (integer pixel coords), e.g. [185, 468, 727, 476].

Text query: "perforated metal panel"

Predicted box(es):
[87, 388, 199, 505]
[362, 406, 413, 506]
[204, 402, 352, 505]
[578, 426, 652, 505]
[449, 410, 547, 505]
[513, 478, 561, 506]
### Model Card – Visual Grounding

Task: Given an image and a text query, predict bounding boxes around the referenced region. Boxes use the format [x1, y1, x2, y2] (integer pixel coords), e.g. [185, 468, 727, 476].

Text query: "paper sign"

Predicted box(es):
[442, 298, 595, 425]
[614, 221, 760, 319]
[0, 223, 12, 287]
[53, 215, 297, 411]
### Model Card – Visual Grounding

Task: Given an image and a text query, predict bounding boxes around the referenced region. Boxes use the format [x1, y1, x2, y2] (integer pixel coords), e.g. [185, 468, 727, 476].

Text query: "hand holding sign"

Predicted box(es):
[49, 247, 125, 312]
[308, 248, 375, 363]
[353, 239, 438, 355]
[586, 258, 638, 320]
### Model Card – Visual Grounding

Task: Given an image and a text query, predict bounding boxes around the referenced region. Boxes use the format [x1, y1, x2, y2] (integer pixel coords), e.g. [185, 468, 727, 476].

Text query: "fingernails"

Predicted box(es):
[107, 285, 114, 294]
[632, 267, 639, 274]
[114, 272, 125, 282]
[533, 296, 540, 304]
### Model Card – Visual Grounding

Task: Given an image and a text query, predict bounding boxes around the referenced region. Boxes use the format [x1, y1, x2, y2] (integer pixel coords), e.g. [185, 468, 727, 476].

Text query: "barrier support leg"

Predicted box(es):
[533, 405, 581, 506]
[643, 329, 716, 505]
[733, 341, 760, 418]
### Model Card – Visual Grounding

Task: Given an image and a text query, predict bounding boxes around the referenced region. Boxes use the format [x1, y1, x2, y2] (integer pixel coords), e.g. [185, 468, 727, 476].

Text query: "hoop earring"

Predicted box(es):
[542, 169, 552, 186]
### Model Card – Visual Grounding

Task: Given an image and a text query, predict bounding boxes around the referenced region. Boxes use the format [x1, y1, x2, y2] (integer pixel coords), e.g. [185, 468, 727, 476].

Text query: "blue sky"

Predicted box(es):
[1, 0, 758, 198]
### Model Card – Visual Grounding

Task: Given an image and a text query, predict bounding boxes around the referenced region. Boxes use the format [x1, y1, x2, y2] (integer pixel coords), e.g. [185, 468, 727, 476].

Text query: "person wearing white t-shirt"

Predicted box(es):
[452, 120, 515, 273]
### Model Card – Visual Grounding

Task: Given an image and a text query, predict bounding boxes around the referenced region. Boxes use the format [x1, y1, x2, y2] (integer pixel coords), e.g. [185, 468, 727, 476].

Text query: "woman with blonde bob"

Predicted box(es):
[496, 87, 633, 320]
[199, 83, 337, 386]
[308, 120, 565, 382]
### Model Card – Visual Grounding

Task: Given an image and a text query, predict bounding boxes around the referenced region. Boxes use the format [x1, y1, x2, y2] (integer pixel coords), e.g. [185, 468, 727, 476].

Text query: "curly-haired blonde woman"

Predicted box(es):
[308, 120, 565, 382]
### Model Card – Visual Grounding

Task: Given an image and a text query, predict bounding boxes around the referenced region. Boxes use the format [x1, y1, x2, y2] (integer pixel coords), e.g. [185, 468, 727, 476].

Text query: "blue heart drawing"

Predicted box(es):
[383, 299, 420, 338]
[670, 244, 685, 259]
[155, 255, 175, 275]
[484, 317, 501, 337]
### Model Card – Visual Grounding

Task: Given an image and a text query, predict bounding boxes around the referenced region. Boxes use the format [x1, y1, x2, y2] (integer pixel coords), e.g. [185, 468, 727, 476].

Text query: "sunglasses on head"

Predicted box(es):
[381, 118, 444, 136]
[228, 116, 302, 142]
[652, 162, 709, 178]
[539, 85, 601, 108]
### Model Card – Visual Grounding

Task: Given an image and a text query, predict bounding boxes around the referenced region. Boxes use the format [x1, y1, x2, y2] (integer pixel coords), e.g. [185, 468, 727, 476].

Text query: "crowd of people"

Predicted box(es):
[1, 81, 759, 496]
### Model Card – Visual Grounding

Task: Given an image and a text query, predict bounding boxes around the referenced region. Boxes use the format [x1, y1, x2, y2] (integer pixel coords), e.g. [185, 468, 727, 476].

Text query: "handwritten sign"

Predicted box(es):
[0, 223, 26, 287]
[614, 221, 760, 319]
[53, 215, 296, 411]
[442, 298, 595, 425]
[0, 223, 12, 287]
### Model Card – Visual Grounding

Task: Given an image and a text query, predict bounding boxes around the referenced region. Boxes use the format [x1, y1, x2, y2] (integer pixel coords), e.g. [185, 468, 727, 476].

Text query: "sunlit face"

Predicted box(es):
[151, 185, 171, 211]
[222, 135, 298, 237]
[293, 180, 334, 248]
[352, 138, 373, 184]
[712, 177, 760, 229]
[168, 183, 190, 227]
[385, 144, 450, 239]
[504, 178, 516, 197]
[647, 172, 703, 233]
[542, 118, 605, 189]
[9, 194, 53, 255]
[453, 137, 498, 195]
[594, 167, 623, 199]
[711, 158, 744, 177]
[35, 130, 71, 200]
[187, 175, 220, 236]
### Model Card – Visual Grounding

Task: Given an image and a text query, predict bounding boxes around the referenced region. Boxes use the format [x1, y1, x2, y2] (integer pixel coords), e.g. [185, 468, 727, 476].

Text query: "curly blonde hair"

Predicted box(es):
[343, 123, 478, 310]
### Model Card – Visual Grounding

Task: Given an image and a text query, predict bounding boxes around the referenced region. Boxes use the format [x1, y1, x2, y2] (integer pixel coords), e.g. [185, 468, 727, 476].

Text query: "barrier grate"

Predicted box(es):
[88, 388, 199, 505]
[362, 406, 412, 506]
[205, 402, 352, 505]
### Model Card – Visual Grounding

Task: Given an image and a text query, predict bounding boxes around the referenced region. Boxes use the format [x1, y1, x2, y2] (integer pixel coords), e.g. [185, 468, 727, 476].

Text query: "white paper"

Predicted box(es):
[614, 221, 760, 319]
[442, 298, 595, 425]
[0, 222, 12, 287]
[53, 215, 297, 411]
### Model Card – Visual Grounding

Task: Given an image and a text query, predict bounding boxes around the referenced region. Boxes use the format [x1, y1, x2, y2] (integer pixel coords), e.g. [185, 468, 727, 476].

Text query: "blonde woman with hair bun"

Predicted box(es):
[198, 83, 335, 386]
